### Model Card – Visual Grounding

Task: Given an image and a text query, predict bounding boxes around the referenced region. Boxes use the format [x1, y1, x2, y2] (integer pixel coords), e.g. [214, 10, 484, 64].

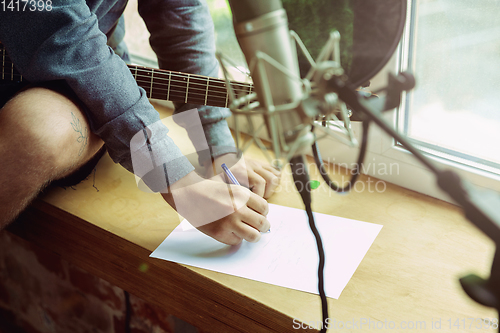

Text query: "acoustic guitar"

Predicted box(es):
[0, 42, 254, 108]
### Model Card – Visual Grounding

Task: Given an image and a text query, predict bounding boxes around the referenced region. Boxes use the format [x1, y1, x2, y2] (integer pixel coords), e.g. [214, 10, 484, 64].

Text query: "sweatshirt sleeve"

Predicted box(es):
[0, 0, 194, 192]
[138, 0, 237, 163]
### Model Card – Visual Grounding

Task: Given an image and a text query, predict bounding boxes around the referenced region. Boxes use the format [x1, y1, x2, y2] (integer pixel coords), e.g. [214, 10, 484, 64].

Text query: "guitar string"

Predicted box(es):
[0, 71, 235, 105]
[131, 66, 252, 90]
[0, 56, 252, 93]
[0, 63, 251, 99]
[133, 77, 248, 101]
[133, 74, 248, 95]
[126, 67, 253, 103]
[137, 84, 248, 105]
[131, 68, 253, 95]
[134, 76, 251, 99]
[1, 59, 254, 103]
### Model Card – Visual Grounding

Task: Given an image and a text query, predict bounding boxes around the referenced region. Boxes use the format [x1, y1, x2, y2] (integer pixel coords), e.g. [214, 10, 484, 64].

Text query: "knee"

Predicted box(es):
[0, 87, 95, 172]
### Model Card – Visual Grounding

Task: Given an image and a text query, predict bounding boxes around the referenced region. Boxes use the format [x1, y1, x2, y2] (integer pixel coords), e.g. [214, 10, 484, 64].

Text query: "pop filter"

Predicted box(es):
[283, 0, 407, 87]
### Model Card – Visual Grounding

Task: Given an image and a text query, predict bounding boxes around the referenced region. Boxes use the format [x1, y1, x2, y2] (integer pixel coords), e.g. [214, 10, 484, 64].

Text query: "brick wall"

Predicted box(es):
[0, 231, 202, 333]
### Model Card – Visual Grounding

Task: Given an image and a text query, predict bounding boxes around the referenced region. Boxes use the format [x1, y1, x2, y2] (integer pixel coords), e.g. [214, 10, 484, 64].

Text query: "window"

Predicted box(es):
[123, 0, 246, 71]
[207, 0, 247, 71]
[123, 0, 157, 67]
[311, 0, 500, 201]
[402, 0, 500, 176]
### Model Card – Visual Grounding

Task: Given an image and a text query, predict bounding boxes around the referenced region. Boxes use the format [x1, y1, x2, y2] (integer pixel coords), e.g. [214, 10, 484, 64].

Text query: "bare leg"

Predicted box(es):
[0, 87, 104, 229]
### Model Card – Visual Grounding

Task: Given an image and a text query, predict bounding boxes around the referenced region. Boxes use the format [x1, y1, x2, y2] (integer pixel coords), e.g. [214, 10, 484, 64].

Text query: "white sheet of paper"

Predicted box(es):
[150, 204, 382, 299]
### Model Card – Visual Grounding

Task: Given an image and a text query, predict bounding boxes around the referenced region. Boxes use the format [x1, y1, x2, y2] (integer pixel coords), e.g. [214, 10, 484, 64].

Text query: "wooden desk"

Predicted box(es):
[8, 104, 497, 332]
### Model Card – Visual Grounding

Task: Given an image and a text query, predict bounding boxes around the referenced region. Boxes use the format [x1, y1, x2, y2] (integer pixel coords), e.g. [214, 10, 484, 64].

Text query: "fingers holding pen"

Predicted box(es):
[212, 187, 270, 244]
[218, 203, 269, 244]
[164, 169, 272, 246]
[196, 202, 269, 245]
[240, 205, 270, 232]
[230, 185, 270, 220]
[245, 189, 269, 216]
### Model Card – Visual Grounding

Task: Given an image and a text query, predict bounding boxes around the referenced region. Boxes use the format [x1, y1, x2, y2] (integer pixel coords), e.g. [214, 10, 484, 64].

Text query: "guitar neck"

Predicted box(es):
[1, 43, 22, 83]
[0, 43, 253, 108]
[129, 64, 253, 108]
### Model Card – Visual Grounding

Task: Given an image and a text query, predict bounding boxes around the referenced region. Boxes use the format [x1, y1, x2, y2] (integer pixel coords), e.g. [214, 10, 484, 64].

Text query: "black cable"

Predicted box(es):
[313, 119, 370, 192]
[287, 118, 369, 332]
[305, 203, 328, 333]
[290, 156, 329, 333]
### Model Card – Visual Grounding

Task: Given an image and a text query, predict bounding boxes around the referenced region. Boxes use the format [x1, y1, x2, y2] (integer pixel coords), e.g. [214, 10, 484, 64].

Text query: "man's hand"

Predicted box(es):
[161, 171, 270, 245]
[207, 153, 281, 199]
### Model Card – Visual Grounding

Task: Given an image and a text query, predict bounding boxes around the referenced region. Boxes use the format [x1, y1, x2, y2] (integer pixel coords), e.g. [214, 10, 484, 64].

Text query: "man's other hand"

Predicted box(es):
[208, 153, 281, 199]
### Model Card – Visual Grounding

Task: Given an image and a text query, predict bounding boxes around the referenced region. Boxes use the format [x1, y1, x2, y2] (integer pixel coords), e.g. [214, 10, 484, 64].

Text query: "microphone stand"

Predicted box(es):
[327, 72, 500, 329]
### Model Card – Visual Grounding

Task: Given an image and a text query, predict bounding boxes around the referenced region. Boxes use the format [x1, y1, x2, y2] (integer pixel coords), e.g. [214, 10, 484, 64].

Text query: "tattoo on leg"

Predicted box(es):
[70, 112, 89, 156]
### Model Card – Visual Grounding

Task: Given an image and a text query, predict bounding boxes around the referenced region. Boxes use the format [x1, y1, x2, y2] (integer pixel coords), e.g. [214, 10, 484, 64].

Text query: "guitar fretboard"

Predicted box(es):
[1, 44, 22, 83]
[0, 43, 253, 108]
[129, 65, 253, 108]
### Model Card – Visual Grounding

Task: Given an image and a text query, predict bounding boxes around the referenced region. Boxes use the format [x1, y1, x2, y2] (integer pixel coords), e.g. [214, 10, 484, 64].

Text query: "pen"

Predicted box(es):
[221, 163, 240, 186]
[221, 163, 270, 233]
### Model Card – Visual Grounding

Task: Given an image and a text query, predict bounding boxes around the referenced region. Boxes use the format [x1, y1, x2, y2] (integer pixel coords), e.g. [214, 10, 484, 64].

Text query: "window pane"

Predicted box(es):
[207, 0, 247, 71]
[404, 0, 500, 171]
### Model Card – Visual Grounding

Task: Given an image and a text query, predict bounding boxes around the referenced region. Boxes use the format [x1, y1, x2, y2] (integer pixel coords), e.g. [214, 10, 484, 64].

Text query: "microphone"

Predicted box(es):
[227, 0, 316, 159]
